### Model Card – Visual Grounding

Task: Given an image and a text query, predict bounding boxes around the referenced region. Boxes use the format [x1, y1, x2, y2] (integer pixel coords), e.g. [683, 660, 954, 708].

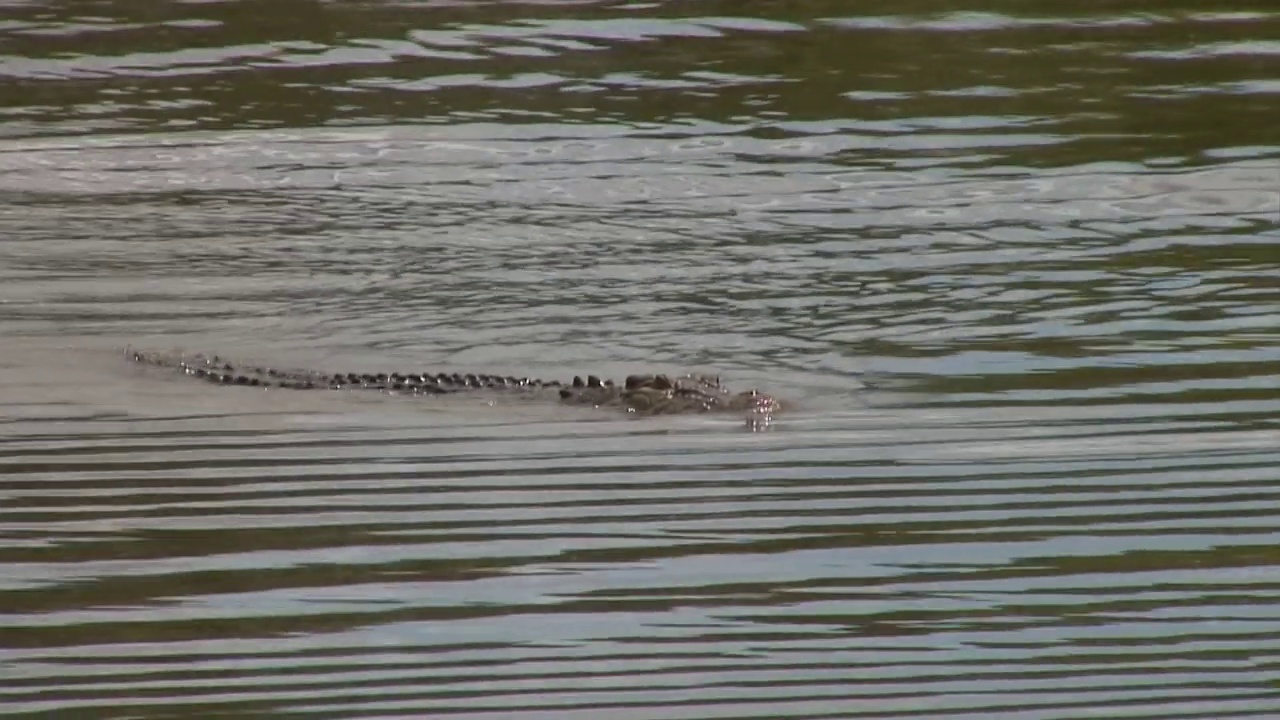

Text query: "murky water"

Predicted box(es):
[3, 2, 1280, 717]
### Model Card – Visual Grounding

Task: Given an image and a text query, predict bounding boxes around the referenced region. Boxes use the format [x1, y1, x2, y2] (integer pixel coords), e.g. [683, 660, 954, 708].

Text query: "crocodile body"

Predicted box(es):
[128, 350, 781, 424]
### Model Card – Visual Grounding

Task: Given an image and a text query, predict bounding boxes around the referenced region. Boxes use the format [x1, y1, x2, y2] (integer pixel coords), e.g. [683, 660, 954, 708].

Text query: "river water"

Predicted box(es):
[2, 2, 1279, 718]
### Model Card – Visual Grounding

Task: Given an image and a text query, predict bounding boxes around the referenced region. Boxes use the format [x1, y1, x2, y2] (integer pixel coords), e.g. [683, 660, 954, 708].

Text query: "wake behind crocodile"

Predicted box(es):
[128, 349, 782, 429]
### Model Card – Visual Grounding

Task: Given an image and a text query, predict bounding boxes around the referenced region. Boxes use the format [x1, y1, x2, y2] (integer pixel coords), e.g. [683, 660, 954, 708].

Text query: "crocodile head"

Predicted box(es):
[558, 372, 780, 417]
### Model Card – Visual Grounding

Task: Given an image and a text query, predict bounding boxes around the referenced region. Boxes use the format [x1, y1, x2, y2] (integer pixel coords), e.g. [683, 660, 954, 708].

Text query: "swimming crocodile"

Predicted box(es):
[128, 350, 781, 425]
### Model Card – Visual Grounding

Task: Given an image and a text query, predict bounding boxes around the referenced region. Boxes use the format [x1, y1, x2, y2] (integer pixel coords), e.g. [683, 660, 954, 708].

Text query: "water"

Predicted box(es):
[3, 2, 1280, 718]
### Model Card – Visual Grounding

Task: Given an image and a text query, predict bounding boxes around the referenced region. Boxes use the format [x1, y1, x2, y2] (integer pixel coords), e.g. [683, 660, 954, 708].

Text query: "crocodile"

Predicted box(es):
[128, 350, 781, 426]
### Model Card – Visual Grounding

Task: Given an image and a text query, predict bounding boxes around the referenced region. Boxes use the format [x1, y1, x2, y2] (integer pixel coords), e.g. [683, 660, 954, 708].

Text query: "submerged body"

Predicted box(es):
[128, 350, 781, 426]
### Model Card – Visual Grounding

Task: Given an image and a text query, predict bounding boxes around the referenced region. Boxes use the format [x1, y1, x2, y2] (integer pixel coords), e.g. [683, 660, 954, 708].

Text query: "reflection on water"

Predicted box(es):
[2, 1, 1280, 718]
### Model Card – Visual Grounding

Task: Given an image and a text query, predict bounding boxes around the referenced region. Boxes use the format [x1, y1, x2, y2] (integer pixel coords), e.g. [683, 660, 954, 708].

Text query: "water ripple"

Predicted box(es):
[4, 1, 1280, 717]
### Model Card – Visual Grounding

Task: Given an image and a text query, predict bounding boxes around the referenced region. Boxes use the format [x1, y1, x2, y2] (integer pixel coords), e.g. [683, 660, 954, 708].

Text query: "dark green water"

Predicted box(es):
[2, 1, 1279, 718]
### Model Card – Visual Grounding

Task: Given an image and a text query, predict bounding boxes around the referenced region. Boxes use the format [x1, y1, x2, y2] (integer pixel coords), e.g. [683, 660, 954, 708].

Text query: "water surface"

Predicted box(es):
[2, 1, 1280, 718]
